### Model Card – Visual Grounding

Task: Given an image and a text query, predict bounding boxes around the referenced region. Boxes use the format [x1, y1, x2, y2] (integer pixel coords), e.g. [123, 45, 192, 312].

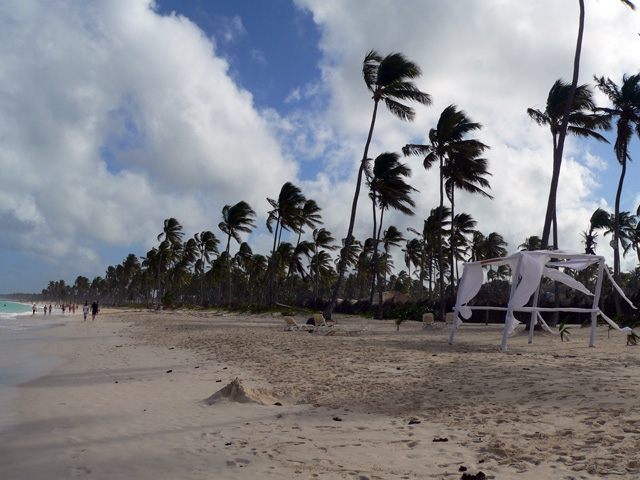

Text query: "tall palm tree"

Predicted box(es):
[266, 182, 306, 304]
[445, 152, 491, 287]
[367, 152, 417, 308]
[324, 50, 431, 320]
[375, 225, 404, 318]
[404, 105, 484, 320]
[528, 79, 610, 248]
[219, 201, 256, 306]
[408, 206, 451, 301]
[155, 218, 184, 303]
[547, 0, 635, 250]
[194, 231, 219, 305]
[403, 238, 422, 299]
[594, 73, 640, 281]
[312, 228, 337, 298]
[450, 212, 477, 284]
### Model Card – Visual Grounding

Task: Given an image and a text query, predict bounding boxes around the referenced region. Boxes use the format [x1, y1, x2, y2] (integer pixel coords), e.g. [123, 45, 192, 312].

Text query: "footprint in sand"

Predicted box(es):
[69, 466, 91, 476]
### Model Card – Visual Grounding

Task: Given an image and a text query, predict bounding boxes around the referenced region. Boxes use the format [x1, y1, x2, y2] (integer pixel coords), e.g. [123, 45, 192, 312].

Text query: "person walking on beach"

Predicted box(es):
[48, 304, 52, 315]
[83, 301, 89, 321]
[91, 301, 99, 321]
[32, 304, 36, 315]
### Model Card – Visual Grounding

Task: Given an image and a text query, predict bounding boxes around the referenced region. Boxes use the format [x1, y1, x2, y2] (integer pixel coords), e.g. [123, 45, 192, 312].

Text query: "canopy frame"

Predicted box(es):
[447, 250, 635, 351]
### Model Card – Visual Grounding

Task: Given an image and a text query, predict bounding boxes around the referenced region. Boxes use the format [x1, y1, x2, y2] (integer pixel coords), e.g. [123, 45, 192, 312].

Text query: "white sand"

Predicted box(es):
[1, 309, 640, 479]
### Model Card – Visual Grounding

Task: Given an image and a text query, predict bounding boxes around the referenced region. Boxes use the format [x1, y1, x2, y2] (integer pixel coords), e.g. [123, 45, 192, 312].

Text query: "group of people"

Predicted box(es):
[30, 302, 100, 320]
[32, 304, 52, 315]
[82, 301, 100, 321]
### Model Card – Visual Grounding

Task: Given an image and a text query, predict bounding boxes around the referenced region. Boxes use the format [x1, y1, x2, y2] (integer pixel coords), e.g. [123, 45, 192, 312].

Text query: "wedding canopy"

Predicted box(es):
[448, 250, 636, 351]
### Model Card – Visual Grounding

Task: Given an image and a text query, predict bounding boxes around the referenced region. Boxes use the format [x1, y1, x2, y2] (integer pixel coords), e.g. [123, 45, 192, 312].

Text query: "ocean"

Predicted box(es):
[0, 300, 68, 436]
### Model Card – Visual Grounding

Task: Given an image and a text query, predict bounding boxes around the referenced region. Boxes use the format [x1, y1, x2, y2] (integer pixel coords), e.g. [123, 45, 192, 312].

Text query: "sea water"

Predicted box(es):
[0, 300, 67, 436]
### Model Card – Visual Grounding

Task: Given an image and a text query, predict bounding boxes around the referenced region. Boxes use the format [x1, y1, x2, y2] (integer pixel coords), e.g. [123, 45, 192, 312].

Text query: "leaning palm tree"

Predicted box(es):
[266, 182, 306, 304]
[312, 228, 338, 298]
[194, 231, 219, 305]
[367, 152, 417, 309]
[403, 105, 484, 321]
[594, 73, 640, 282]
[403, 238, 422, 299]
[546, 0, 635, 250]
[219, 201, 256, 306]
[324, 50, 431, 320]
[155, 218, 184, 303]
[444, 151, 491, 288]
[528, 79, 610, 248]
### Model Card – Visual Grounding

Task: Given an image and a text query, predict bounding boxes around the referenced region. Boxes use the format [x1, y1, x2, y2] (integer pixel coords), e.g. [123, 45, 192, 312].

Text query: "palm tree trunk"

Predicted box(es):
[437, 154, 446, 322]
[369, 198, 379, 305]
[324, 100, 380, 320]
[541, 0, 584, 249]
[268, 218, 281, 305]
[375, 211, 386, 320]
[225, 235, 232, 307]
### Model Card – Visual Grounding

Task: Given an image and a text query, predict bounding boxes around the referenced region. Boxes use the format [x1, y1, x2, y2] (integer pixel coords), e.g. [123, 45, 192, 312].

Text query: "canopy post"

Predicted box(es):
[590, 258, 605, 347]
[501, 255, 524, 351]
[448, 305, 460, 345]
[528, 287, 541, 344]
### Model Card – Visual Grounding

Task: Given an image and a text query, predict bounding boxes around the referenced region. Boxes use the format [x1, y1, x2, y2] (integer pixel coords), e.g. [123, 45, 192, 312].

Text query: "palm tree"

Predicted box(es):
[594, 73, 640, 282]
[581, 208, 610, 255]
[155, 218, 184, 303]
[375, 225, 404, 318]
[404, 105, 485, 320]
[519, 236, 542, 252]
[450, 212, 477, 284]
[367, 152, 417, 308]
[312, 228, 337, 298]
[324, 50, 431, 320]
[266, 182, 306, 304]
[403, 238, 422, 299]
[194, 231, 219, 305]
[408, 206, 451, 301]
[219, 201, 256, 306]
[528, 79, 610, 248]
[546, 0, 635, 250]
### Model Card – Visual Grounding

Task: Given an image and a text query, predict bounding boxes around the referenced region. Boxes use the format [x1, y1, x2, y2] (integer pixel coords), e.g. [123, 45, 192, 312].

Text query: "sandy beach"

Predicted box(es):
[2, 309, 640, 479]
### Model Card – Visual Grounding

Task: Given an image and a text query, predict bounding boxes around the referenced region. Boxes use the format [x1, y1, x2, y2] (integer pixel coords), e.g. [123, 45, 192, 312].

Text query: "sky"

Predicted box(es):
[1, 0, 640, 293]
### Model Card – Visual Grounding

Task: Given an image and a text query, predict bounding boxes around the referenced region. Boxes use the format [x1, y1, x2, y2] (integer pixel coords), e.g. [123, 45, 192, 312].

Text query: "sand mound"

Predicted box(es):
[203, 377, 280, 406]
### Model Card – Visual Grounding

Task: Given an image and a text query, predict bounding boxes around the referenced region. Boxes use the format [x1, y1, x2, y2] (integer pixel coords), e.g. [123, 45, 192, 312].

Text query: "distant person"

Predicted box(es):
[32, 304, 36, 315]
[43, 305, 46, 315]
[91, 301, 99, 321]
[62, 304, 66, 314]
[48, 304, 52, 315]
[83, 302, 89, 321]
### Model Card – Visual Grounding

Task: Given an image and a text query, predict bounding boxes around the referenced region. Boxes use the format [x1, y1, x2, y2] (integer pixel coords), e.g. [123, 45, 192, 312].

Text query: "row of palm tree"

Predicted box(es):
[40, 32, 640, 314]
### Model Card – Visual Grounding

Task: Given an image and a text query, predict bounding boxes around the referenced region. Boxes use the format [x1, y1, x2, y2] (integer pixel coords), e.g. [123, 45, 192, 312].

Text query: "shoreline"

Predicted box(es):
[1, 309, 639, 478]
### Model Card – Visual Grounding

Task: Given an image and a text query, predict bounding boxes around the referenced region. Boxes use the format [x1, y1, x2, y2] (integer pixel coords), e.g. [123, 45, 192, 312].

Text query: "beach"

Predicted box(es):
[1, 309, 640, 479]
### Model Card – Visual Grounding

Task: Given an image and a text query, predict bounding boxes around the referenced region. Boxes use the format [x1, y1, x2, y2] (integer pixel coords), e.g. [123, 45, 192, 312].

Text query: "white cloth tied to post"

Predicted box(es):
[450, 250, 637, 349]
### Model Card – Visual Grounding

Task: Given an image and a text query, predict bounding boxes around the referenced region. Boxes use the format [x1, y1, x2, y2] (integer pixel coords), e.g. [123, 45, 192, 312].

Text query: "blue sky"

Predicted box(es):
[1, 0, 640, 294]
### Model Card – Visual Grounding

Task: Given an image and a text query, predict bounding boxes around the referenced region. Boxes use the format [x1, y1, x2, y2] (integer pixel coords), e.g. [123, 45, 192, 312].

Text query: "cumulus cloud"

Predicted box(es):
[0, 0, 296, 289]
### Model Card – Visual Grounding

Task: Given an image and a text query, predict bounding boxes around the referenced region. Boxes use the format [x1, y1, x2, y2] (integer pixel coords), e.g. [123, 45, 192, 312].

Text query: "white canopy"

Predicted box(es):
[448, 250, 636, 350]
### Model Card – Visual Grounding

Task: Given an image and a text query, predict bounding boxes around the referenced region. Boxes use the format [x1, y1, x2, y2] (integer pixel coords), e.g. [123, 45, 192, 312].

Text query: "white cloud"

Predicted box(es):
[0, 0, 296, 288]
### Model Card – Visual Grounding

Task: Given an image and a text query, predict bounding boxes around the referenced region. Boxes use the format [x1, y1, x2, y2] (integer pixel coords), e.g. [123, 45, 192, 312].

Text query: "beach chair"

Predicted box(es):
[444, 312, 454, 325]
[283, 316, 313, 332]
[422, 313, 435, 328]
[312, 313, 335, 327]
[314, 323, 365, 337]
